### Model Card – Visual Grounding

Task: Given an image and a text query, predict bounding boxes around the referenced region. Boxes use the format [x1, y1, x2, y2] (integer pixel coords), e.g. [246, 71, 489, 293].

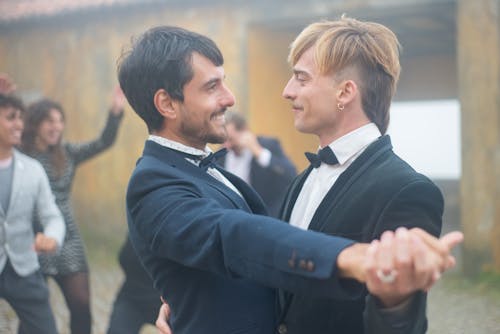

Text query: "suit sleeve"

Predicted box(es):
[127, 170, 361, 300]
[34, 163, 66, 248]
[364, 179, 443, 334]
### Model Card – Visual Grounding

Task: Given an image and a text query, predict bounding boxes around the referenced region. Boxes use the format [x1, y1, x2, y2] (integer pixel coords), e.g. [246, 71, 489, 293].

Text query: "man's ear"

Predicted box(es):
[154, 89, 178, 120]
[336, 80, 358, 105]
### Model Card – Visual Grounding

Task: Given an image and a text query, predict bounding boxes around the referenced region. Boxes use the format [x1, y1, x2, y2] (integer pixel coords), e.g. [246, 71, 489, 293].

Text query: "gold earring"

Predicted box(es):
[337, 103, 345, 112]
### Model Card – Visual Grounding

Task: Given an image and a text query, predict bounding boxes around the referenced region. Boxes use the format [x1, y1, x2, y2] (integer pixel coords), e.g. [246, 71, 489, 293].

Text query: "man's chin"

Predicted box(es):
[207, 134, 227, 145]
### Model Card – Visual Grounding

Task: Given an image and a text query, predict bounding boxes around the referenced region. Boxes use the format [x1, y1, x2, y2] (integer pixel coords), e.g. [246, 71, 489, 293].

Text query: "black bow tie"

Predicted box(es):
[199, 148, 228, 170]
[305, 146, 339, 168]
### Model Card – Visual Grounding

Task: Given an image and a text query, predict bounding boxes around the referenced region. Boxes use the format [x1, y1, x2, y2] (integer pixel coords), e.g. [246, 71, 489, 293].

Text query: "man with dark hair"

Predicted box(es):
[119, 26, 461, 334]
[222, 111, 296, 217]
[0, 92, 65, 334]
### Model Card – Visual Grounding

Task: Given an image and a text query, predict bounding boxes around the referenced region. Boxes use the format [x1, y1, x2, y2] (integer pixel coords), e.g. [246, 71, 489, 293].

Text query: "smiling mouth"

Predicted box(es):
[211, 111, 226, 123]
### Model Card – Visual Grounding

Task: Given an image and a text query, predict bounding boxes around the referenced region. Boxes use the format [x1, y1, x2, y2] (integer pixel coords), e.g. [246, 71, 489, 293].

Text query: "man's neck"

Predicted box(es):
[152, 130, 206, 151]
[148, 134, 210, 158]
[318, 120, 371, 148]
[0, 146, 13, 160]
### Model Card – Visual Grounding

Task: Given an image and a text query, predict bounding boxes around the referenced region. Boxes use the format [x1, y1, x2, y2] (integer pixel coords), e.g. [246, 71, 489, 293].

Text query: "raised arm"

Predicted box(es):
[68, 86, 125, 164]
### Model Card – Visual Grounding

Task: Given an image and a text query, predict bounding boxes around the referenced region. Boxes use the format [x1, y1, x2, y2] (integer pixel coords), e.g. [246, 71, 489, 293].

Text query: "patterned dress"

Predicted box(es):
[31, 113, 123, 276]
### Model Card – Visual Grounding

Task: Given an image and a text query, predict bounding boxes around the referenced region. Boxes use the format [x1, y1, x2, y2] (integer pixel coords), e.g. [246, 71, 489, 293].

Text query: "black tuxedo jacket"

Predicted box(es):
[126, 140, 361, 334]
[278, 135, 444, 334]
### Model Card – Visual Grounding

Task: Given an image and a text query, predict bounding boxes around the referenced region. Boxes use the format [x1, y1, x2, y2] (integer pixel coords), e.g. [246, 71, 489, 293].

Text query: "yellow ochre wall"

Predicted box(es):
[248, 26, 318, 172]
[0, 5, 255, 235]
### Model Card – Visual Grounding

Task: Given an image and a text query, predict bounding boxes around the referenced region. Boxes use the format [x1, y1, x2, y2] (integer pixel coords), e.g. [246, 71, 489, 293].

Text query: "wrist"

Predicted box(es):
[375, 293, 413, 309]
[337, 243, 368, 282]
[251, 145, 263, 158]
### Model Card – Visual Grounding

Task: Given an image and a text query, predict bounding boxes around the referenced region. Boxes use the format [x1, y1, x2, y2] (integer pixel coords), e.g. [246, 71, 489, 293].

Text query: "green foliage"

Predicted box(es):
[444, 270, 500, 299]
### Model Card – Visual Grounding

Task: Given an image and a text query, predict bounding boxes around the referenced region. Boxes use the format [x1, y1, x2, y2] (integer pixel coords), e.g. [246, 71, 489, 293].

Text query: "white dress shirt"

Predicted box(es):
[148, 135, 243, 197]
[289, 123, 381, 230]
[224, 148, 271, 184]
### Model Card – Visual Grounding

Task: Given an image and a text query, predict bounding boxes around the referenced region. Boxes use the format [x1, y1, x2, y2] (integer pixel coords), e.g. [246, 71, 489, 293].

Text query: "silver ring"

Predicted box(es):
[376, 269, 397, 283]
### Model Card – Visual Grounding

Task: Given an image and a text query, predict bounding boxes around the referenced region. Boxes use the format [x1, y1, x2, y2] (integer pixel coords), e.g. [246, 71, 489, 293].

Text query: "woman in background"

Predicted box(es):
[21, 89, 125, 334]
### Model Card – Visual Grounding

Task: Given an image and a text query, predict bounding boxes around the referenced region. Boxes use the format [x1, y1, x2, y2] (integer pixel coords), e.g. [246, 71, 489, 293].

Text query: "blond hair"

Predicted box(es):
[288, 16, 401, 134]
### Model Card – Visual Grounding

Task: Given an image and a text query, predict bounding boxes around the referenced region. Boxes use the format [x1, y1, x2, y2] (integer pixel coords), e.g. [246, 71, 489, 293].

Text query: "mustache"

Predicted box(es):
[210, 108, 227, 118]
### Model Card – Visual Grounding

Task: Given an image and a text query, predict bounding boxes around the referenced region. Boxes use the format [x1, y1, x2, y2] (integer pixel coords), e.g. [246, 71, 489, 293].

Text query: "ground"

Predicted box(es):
[1, 264, 499, 333]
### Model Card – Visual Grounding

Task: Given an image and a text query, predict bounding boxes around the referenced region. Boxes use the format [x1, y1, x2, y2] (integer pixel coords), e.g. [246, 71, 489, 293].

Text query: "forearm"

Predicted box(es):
[37, 174, 66, 247]
[130, 187, 361, 299]
[100, 111, 124, 146]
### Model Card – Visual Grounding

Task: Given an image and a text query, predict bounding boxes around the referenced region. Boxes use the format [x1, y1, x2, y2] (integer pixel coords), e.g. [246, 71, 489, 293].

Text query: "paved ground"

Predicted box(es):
[427, 275, 500, 334]
[0, 264, 156, 334]
[1, 264, 499, 334]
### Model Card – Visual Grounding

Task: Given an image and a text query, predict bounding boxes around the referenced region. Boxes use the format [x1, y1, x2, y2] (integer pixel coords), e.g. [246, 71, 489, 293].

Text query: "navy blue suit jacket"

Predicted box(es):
[126, 140, 361, 334]
[221, 136, 296, 217]
[277, 135, 444, 334]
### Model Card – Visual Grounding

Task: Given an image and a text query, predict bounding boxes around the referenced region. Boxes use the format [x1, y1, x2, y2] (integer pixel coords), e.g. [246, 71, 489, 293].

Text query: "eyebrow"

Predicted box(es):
[293, 69, 310, 77]
[201, 76, 223, 90]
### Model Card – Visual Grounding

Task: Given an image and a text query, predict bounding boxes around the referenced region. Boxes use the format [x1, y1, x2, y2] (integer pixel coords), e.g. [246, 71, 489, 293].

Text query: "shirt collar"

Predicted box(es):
[148, 135, 212, 158]
[0, 155, 13, 169]
[323, 123, 381, 165]
[227, 148, 252, 160]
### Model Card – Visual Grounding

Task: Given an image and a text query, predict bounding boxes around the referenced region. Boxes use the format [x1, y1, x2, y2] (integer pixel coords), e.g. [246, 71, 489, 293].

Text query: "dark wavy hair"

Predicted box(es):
[117, 26, 224, 133]
[0, 93, 25, 114]
[22, 98, 66, 177]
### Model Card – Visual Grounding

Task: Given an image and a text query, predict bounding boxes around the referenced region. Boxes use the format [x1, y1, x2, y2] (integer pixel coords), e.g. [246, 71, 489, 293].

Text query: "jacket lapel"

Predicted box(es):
[280, 166, 313, 221]
[143, 141, 253, 213]
[218, 167, 265, 214]
[308, 136, 393, 232]
[6, 151, 24, 218]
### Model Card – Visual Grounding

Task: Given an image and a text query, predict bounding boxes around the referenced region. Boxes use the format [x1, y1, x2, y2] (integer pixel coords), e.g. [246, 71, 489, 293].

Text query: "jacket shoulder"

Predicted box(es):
[13, 149, 45, 174]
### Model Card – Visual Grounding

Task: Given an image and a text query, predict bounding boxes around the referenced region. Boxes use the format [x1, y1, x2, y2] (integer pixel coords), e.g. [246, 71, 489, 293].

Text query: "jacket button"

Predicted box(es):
[278, 323, 287, 334]
[288, 250, 297, 269]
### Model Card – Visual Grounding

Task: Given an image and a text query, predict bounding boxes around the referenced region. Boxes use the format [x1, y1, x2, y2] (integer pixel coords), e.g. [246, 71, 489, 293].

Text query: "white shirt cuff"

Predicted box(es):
[256, 148, 271, 167]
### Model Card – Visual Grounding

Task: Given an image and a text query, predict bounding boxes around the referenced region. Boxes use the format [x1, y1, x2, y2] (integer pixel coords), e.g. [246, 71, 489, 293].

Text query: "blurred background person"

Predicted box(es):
[0, 92, 65, 334]
[19, 89, 125, 334]
[106, 233, 161, 334]
[222, 111, 296, 217]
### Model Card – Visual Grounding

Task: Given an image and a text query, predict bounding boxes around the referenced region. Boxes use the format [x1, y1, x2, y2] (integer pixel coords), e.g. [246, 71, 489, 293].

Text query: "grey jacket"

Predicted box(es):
[0, 149, 65, 277]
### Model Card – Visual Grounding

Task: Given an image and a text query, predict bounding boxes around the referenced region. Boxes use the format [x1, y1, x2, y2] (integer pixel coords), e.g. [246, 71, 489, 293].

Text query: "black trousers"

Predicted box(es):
[0, 261, 58, 334]
[106, 281, 161, 334]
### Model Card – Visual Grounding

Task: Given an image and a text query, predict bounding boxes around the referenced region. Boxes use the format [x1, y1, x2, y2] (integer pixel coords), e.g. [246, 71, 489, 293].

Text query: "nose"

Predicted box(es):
[282, 77, 296, 100]
[221, 84, 236, 108]
[56, 119, 65, 131]
[15, 116, 24, 130]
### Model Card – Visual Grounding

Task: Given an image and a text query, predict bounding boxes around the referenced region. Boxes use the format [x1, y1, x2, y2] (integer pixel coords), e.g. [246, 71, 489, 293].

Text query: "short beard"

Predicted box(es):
[205, 132, 227, 145]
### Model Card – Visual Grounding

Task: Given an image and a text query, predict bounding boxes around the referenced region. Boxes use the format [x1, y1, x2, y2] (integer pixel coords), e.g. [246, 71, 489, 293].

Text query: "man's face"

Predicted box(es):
[0, 106, 23, 149]
[175, 53, 235, 149]
[282, 47, 340, 138]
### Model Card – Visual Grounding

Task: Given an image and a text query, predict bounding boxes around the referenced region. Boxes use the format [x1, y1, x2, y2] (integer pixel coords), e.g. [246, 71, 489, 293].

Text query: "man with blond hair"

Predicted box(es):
[275, 16, 444, 333]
